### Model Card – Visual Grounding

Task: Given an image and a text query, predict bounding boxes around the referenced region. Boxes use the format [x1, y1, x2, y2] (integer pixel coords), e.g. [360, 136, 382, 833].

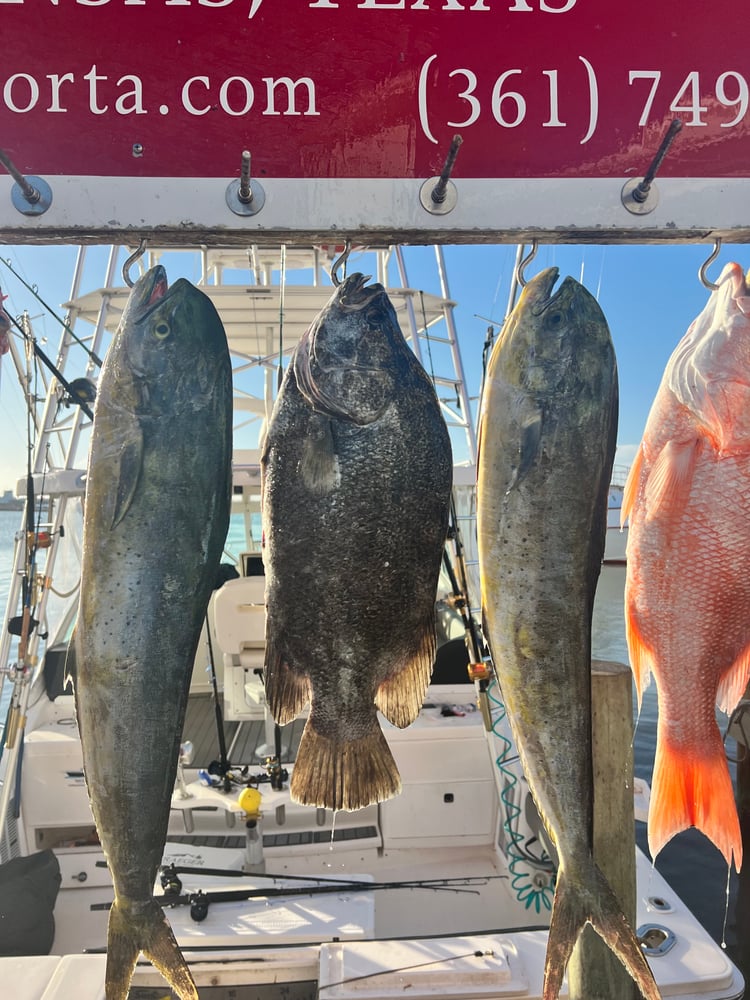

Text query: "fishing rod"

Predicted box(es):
[443, 495, 484, 668]
[6, 311, 94, 420]
[92, 874, 493, 921]
[0, 255, 103, 367]
[276, 243, 286, 391]
[159, 864, 499, 891]
[2, 316, 43, 823]
[204, 609, 232, 788]
[17, 313, 38, 668]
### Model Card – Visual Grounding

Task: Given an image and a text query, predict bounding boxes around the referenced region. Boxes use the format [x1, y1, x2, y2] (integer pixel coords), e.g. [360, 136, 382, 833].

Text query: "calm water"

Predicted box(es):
[0, 509, 746, 976]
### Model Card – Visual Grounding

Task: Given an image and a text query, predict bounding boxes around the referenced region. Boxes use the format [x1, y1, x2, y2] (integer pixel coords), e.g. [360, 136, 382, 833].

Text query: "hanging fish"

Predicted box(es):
[478, 268, 660, 1000]
[623, 261, 750, 872]
[75, 266, 233, 1000]
[261, 273, 452, 812]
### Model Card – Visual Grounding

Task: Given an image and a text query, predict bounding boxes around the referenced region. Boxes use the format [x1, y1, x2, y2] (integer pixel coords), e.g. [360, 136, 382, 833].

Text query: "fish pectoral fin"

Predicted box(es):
[300, 413, 339, 496]
[623, 603, 654, 708]
[375, 625, 436, 728]
[290, 718, 401, 811]
[110, 420, 144, 528]
[107, 898, 198, 1000]
[544, 866, 661, 1000]
[264, 641, 311, 726]
[507, 409, 543, 492]
[649, 725, 741, 871]
[620, 445, 644, 525]
[643, 437, 699, 522]
[717, 644, 750, 714]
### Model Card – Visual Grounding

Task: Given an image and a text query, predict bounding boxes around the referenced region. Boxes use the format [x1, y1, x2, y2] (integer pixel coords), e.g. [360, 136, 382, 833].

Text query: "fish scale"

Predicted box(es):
[75, 266, 233, 1000]
[478, 267, 660, 1000]
[625, 263, 750, 872]
[261, 273, 452, 813]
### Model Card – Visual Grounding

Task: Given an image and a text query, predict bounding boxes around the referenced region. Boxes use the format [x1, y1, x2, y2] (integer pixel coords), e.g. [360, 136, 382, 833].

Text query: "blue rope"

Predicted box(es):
[487, 679, 555, 914]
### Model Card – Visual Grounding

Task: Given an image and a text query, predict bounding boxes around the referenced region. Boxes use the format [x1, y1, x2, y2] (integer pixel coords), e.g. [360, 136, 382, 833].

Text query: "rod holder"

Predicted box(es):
[226, 150, 266, 217]
[621, 119, 683, 216]
[420, 134, 463, 215]
[0, 149, 52, 216]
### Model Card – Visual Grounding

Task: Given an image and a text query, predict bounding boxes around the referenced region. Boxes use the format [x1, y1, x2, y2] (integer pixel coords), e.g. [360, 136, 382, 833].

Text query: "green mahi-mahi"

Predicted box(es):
[477, 268, 660, 1000]
[75, 266, 232, 1000]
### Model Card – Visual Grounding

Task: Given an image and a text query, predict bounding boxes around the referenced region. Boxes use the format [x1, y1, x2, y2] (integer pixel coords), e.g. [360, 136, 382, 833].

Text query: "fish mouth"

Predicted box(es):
[526, 267, 565, 315]
[129, 265, 169, 320]
[336, 272, 382, 312]
[526, 267, 585, 321]
[304, 272, 385, 374]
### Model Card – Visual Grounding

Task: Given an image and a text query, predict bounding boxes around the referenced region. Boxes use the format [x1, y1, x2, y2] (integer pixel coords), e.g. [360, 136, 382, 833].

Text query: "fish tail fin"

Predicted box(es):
[649, 726, 742, 870]
[107, 897, 198, 1000]
[544, 866, 660, 1000]
[291, 718, 401, 811]
[542, 869, 586, 1000]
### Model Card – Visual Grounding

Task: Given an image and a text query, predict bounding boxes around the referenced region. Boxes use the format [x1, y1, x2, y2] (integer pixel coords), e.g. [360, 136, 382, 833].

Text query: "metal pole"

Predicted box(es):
[434, 245, 478, 463]
[393, 246, 425, 365]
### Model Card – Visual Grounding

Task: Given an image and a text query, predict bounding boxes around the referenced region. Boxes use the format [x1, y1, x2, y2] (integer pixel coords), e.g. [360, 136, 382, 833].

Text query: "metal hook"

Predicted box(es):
[419, 134, 463, 216]
[621, 118, 683, 216]
[225, 150, 266, 217]
[516, 241, 539, 288]
[698, 238, 722, 291]
[0, 148, 53, 217]
[122, 240, 148, 288]
[331, 242, 352, 287]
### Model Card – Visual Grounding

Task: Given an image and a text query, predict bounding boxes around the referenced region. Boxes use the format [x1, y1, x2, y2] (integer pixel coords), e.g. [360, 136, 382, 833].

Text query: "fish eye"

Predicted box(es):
[546, 310, 563, 328]
[153, 320, 171, 340]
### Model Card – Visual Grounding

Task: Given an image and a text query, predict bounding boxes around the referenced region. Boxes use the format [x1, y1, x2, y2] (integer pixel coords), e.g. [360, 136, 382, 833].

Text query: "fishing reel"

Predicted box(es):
[61, 376, 96, 410]
[159, 863, 183, 899]
[6, 614, 42, 639]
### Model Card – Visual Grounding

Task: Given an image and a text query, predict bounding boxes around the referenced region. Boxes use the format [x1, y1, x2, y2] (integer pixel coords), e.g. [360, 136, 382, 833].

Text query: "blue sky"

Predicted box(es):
[0, 240, 739, 494]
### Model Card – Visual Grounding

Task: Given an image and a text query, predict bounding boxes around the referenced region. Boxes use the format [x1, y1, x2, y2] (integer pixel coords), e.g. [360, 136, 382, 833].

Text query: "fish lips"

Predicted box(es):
[124, 265, 169, 321]
[335, 272, 382, 312]
[525, 267, 570, 317]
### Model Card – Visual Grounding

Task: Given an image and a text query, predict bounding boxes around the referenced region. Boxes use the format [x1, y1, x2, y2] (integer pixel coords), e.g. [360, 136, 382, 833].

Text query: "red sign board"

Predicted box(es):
[1, 1, 749, 181]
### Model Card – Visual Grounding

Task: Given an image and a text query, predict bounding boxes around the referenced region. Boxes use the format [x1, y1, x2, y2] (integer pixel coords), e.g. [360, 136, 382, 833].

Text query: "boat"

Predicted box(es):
[604, 465, 630, 565]
[0, 244, 743, 1000]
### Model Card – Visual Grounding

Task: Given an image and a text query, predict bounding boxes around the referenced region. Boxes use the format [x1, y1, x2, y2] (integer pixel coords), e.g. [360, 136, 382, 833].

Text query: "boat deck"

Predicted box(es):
[183, 693, 305, 770]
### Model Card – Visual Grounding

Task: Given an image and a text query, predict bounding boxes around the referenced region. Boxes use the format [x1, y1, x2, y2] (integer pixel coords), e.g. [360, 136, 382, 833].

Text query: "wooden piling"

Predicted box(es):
[568, 659, 638, 1000]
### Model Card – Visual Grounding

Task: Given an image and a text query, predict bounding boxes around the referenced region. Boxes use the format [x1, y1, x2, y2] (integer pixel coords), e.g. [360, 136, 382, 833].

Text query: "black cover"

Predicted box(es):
[43, 640, 76, 700]
[0, 850, 61, 955]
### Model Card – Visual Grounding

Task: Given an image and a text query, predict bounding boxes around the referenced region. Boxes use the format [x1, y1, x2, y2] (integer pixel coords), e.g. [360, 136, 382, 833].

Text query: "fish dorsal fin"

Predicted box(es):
[620, 446, 644, 525]
[716, 643, 750, 715]
[643, 437, 699, 522]
[375, 620, 436, 728]
[263, 635, 311, 726]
